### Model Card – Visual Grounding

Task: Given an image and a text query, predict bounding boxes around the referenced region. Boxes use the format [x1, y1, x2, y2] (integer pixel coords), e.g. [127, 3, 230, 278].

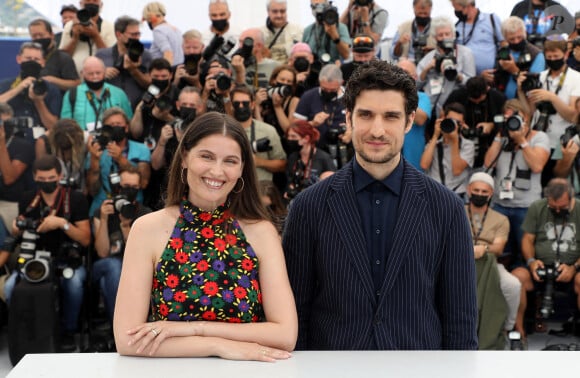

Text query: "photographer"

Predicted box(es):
[484, 99, 550, 265]
[59, 0, 116, 75]
[200, 56, 234, 116]
[420, 102, 475, 198]
[567, 37, 580, 72]
[303, 0, 352, 62]
[517, 36, 580, 186]
[6, 155, 91, 351]
[201, 0, 238, 59]
[261, 0, 304, 64]
[129, 58, 178, 148]
[511, 179, 580, 335]
[417, 16, 475, 119]
[231, 86, 286, 182]
[86, 107, 151, 217]
[390, 0, 436, 63]
[0, 103, 35, 238]
[173, 29, 205, 90]
[488, 16, 545, 100]
[340, 34, 376, 82]
[0, 42, 61, 134]
[96, 16, 152, 110]
[339, 0, 388, 43]
[554, 120, 580, 194]
[288, 42, 319, 97]
[92, 166, 151, 323]
[234, 28, 281, 91]
[142, 2, 183, 66]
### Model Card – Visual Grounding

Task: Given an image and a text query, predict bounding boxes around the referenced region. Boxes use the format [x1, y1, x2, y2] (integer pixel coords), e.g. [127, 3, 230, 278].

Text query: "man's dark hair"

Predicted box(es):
[443, 102, 466, 117]
[466, 76, 487, 99]
[119, 164, 142, 180]
[543, 178, 574, 201]
[33, 155, 62, 175]
[28, 18, 53, 35]
[114, 16, 140, 34]
[343, 60, 418, 119]
[231, 85, 255, 102]
[149, 58, 172, 73]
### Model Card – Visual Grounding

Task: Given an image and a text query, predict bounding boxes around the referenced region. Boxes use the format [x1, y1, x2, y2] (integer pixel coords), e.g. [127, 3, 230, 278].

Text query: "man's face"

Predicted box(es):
[34, 168, 60, 185]
[29, 24, 53, 42]
[451, 1, 469, 18]
[61, 10, 77, 26]
[16, 47, 45, 67]
[232, 92, 254, 112]
[505, 30, 525, 46]
[346, 89, 414, 170]
[209, 2, 229, 21]
[413, 3, 432, 18]
[82, 60, 105, 82]
[544, 48, 565, 61]
[81, 0, 101, 8]
[177, 92, 203, 113]
[118, 24, 141, 44]
[319, 79, 341, 94]
[468, 181, 493, 198]
[353, 51, 375, 63]
[268, 1, 287, 28]
[207, 63, 229, 78]
[183, 37, 204, 55]
[104, 113, 128, 134]
[150, 68, 171, 81]
[435, 26, 454, 42]
[120, 172, 140, 190]
[469, 91, 488, 105]
[548, 193, 571, 214]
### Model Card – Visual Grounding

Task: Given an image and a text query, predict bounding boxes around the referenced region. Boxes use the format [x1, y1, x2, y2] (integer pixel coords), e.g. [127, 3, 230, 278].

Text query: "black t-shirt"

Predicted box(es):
[42, 48, 79, 83]
[0, 136, 35, 202]
[286, 148, 336, 190]
[17, 188, 89, 255]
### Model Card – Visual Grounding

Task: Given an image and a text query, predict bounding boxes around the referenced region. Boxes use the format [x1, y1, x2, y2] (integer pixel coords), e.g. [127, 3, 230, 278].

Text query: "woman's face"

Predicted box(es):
[275, 69, 295, 86]
[287, 129, 309, 148]
[182, 134, 243, 211]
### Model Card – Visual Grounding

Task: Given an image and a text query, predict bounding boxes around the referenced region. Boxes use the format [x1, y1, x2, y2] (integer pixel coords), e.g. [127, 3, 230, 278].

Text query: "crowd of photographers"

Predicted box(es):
[0, 0, 580, 353]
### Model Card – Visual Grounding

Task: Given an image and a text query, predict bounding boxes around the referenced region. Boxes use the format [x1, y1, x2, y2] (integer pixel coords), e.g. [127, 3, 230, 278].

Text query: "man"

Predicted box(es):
[417, 16, 476, 119]
[7, 155, 91, 351]
[231, 86, 286, 183]
[339, 0, 388, 43]
[201, 0, 238, 57]
[303, 0, 351, 62]
[92, 166, 151, 323]
[566, 35, 580, 72]
[28, 18, 80, 92]
[173, 29, 205, 90]
[199, 56, 234, 116]
[288, 42, 318, 96]
[260, 0, 304, 64]
[510, 0, 573, 49]
[420, 102, 474, 198]
[340, 34, 376, 82]
[233, 28, 280, 90]
[512, 178, 580, 334]
[485, 16, 545, 100]
[96, 16, 152, 111]
[86, 107, 151, 217]
[294, 64, 346, 150]
[283, 59, 478, 350]
[59, 0, 116, 75]
[0, 103, 34, 237]
[142, 2, 183, 66]
[390, 0, 436, 63]
[0, 42, 61, 133]
[61, 56, 132, 131]
[466, 172, 523, 339]
[451, 0, 503, 75]
[54, 4, 78, 48]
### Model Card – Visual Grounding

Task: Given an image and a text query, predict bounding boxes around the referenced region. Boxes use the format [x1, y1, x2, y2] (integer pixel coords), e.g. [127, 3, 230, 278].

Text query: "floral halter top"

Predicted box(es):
[151, 199, 265, 322]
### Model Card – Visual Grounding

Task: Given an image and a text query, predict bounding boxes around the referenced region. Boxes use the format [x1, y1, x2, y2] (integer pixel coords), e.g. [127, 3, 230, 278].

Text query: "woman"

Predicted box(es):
[255, 65, 300, 137]
[285, 121, 336, 199]
[114, 112, 297, 360]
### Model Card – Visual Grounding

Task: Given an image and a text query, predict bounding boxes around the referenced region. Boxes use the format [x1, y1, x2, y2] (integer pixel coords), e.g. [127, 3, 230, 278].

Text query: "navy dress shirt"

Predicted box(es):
[352, 156, 403, 294]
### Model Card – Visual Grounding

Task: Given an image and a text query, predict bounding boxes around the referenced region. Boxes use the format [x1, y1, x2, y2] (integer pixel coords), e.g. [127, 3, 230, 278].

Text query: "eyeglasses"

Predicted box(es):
[125, 31, 141, 38]
[232, 101, 250, 108]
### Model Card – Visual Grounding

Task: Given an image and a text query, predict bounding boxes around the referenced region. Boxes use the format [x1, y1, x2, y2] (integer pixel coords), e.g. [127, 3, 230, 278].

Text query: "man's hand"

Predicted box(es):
[498, 54, 518, 75]
[231, 55, 245, 73]
[508, 127, 528, 146]
[432, 118, 443, 141]
[556, 264, 576, 283]
[255, 88, 268, 106]
[87, 135, 104, 159]
[476, 122, 495, 135]
[158, 124, 174, 147]
[0, 124, 6, 145]
[105, 67, 120, 80]
[561, 139, 580, 160]
[78, 20, 100, 39]
[529, 259, 545, 282]
[16, 76, 36, 94]
[481, 69, 495, 84]
[474, 245, 486, 259]
[323, 23, 340, 41]
[527, 89, 556, 105]
[28, 83, 47, 103]
[123, 54, 141, 71]
[100, 199, 114, 221]
[312, 112, 330, 127]
[37, 215, 66, 234]
[399, 33, 411, 45]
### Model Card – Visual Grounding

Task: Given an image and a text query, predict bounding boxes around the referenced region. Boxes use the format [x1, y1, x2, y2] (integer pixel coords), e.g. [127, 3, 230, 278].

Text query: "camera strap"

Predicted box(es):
[468, 204, 490, 243]
[250, 121, 256, 143]
[458, 9, 480, 45]
[545, 67, 567, 96]
[436, 142, 446, 186]
[267, 22, 288, 50]
[87, 88, 110, 126]
[551, 219, 569, 264]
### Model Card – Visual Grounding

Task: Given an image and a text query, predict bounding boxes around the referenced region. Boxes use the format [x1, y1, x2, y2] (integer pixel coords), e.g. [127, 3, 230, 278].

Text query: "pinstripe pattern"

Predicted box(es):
[283, 159, 478, 350]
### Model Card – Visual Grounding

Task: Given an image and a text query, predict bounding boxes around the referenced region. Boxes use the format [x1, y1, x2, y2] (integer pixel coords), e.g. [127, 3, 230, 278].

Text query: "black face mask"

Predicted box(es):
[84, 3, 100, 18]
[33, 38, 52, 53]
[234, 105, 252, 122]
[20, 60, 42, 79]
[179, 106, 196, 122]
[212, 19, 229, 32]
[546, 58, 565, 71]
[293, 57, 310, 73]
[120, 186, 139, 202]
[509, 40, 527, 52]
[124, 38, 140, 48]
[455, 10, 467, 22]
[151, 79, 169, 92]
[286, 140, 301, 153]
[85, 79, 105, 91]
[470, 194, 489, 208]
[415, 16, 431, 27]
[550, 207, 570, 219]
[36, 180, 58, 194]
[147, 21, 154, 31]
[320, 90, 337, 102]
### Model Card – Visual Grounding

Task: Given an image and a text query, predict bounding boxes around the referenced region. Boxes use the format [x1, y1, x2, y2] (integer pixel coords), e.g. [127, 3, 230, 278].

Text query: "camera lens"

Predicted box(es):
[440, 118, 457, 133]
[23, 259, 50, 283]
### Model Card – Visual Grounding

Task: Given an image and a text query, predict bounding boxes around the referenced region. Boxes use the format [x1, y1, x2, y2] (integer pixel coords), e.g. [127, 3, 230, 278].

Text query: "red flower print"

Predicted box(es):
[258, 292, 262, 302]
[223, 209, 233, 219]
[251, 279, 259, 290]
[159, 304, 169, 317]
[204, 281, 218, 295]
[214, 238, 226, 251]
[175, 252, 188, 264]
[199, 212, 211, 222]
[197, 260, 209, 271]
[234, 287, 247, 299]
[166, 274, 179, 288]
[228, 318, 241, 323]
[201, 227, 214, 238]
[152, 278, 159, 289]
[212, 218, 224, 226]
[170, 238, 183, 249]
[174, 291, 186, 303]
[202, 311, 217, 320]
[241, 259, 254, 271]
[225, 234, 237, 246]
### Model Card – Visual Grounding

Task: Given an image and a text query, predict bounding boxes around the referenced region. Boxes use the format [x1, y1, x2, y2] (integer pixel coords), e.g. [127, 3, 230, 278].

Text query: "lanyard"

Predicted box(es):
[87, 88, 109, 126]
[468, 205, 489, 243]
[551, 219, 569, 263]
[545, 67, 567, 95]
[461, 10, 480, 45]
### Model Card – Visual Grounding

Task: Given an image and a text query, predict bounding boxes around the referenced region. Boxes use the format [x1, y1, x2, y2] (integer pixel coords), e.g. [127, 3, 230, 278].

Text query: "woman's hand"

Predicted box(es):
[127, 321, 196, 355]
[216, 339, 292, 362]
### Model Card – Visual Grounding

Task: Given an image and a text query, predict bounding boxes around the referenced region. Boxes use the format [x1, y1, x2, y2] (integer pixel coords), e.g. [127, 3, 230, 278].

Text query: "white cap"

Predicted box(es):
[469, 172, 494, 189]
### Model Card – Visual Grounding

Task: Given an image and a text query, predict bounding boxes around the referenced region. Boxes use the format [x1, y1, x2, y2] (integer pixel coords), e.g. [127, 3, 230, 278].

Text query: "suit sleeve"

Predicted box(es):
[437, 199, 478, 349]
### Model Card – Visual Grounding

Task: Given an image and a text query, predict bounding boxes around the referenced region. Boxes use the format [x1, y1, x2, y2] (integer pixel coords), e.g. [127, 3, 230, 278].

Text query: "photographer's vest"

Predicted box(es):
[395, 20, 436, 60]
[494, 43, 541, 92]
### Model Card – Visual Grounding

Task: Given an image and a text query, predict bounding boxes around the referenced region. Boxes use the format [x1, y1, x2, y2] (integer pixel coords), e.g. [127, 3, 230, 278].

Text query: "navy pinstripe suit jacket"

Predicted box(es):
[282, 159, 478, 350]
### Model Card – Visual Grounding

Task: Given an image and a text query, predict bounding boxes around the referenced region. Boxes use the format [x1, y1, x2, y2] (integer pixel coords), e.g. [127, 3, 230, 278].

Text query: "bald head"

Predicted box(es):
[82, 56, 106, 84]
[397, 59, 418, 81]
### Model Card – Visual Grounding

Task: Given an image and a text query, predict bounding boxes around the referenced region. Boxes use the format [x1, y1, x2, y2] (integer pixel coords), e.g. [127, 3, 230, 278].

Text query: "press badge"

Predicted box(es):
[429, 77, 443, 95]
[499, 177, 514, 199]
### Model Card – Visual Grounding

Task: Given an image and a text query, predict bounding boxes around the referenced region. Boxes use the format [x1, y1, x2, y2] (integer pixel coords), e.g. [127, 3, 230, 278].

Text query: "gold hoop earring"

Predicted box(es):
[232, 177, 244, 194]
[181, 168, 187, 184]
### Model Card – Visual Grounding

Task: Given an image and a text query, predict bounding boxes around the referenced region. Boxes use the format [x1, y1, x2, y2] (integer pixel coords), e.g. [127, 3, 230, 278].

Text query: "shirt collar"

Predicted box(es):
[352, 155, 404, 195]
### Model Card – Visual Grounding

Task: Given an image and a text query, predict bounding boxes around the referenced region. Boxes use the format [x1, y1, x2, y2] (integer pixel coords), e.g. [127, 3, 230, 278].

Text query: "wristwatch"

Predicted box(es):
[333, 37, 341, 44]
[62, 221, 70, 232]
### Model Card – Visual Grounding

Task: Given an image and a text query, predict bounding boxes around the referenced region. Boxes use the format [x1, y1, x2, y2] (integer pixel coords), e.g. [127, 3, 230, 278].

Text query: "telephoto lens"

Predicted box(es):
[440, 118, 457, 134]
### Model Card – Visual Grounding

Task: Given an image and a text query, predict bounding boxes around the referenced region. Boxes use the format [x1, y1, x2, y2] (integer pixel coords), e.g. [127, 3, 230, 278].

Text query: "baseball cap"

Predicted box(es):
[469, 172, 494, 189]
[352, 34, 375, 53]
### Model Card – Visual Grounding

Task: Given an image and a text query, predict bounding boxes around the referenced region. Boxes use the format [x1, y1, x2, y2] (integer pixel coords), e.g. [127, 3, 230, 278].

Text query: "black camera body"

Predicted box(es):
[3, 116, 34, 137]
[413, 35, 428, 61]
[286, 160, 307, 200]
[497, 46, 510, 61]
[214, 72, 232, 91]
[435, 40, 457, 81]
[76, 9, 92, 26]
[266, 85, 292, 99]
[16, 219, 52, 283]
[560, 125, 580, 147]
[326, 124, 348, 145]
[184, 54, 202, 76]
[126, 39, 144, 63]
[537, 265, 561, 319]
[521, 73, 542, 93]
[32, 78, 48, 96]
[142, 84, 161, 107]
[314, 1, 339, 25]
[233, 37, 255, 67]
[252, 137, 272, 153]
[461, 125, 483, 140]
[112, 194, 137, 219]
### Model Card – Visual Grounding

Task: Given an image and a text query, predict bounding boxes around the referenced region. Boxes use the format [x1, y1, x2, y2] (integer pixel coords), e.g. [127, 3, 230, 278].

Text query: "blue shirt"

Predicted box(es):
[302, 22, 351, 63]
[352, 156, 403, 293]
[504, 50, 545, 99]
[403, 91, 430, 170]
[456, 12, 503, 75]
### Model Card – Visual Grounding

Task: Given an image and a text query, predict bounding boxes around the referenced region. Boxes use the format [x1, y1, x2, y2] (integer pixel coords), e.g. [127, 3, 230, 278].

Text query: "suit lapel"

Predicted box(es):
[328, 163, 376, 302]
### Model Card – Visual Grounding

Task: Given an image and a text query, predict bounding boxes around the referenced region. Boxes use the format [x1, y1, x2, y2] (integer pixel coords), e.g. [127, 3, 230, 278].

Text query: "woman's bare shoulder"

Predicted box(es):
[132, 206, 180, 232]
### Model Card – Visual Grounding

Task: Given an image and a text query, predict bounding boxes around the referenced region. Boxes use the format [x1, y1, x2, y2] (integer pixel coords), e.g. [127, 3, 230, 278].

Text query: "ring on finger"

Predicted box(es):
[151, 328, 159, 337]
[261, 348, 267, 355]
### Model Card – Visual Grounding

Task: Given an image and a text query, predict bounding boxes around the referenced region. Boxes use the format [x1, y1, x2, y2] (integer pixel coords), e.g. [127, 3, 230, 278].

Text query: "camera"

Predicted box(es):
[214, 72, 232, 91]
[233, 37, 255, 66]
[326, 124, 347, 145]
[497, 46, 510, 61]
[536, 265, 561, 319]
[440, 118, 458, 134]
[313, 1, 339, 25]
[112, 194, 137, 219]
[435, 39, 457, 81]
[560, 125, 580, 147]
[184, 54, 202, 76]
[15, 218, 52, 283]
[412, 34, 428, 62]
[521, 72, 542, 93]
[32, 78, 48, 96]
[355, 0, 373, 6]
[59, 176, 79, 189]
[252, 137, 272, 153]
[266, 85, 292, 99]
[109, 172, 121, 195]
[126, 39, 144, 63]
[527, 33, 545, 49]
[142, 84, 161, 107]
[285, 160, 307, 200]
[76, 9, 92, 27]
[534, 101, 557, 132]
[2, 116, 34, 137]
[90, 124, 125, 150]
[573, 37, 580, 48]
[461, 125, 483, 139]
[516, 53, 533, 72]
[155, 95, 173, 112]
